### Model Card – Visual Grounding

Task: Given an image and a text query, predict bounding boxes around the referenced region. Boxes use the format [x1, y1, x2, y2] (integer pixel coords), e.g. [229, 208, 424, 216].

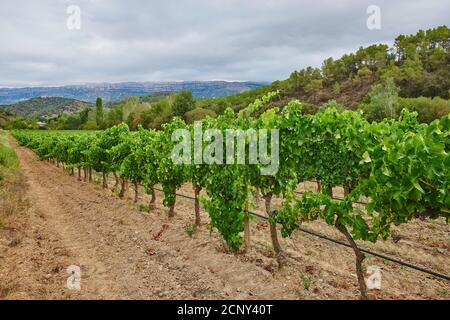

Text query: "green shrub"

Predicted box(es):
[0, 133, 19, 179]
[82, 120, 99, 130]
[184, 108, 217, 124]
[397, 96, 450, 123]
[0, 135, 18, 170]
[360, 78, 400, 122]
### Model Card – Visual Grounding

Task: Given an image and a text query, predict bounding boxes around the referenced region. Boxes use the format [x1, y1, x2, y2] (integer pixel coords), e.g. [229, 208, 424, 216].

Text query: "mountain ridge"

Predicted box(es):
[0, 81, 265, 105]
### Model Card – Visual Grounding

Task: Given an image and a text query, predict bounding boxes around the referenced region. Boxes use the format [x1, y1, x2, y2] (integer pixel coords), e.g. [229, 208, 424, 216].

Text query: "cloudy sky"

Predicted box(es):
[0, 0, 448, 87]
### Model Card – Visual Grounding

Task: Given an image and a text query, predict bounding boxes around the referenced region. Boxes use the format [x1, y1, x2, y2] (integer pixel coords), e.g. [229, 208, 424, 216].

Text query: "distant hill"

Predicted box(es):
[0, 81, 265, 105]
[0, 97, 93, 119]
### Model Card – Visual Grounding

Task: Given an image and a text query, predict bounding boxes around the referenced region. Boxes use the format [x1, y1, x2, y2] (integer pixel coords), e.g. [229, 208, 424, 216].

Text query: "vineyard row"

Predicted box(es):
[11, 93, 449, 299]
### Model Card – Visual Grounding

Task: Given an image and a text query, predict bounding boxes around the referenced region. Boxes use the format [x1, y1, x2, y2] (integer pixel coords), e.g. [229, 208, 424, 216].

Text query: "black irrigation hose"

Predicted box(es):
[154, 188, 450, 282]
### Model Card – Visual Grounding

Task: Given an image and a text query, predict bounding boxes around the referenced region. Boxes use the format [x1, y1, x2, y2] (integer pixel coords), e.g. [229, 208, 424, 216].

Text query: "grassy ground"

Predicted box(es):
[0, 131, 29, 298]
[0, 130, 27, 228]
[0, 130, 19, 175]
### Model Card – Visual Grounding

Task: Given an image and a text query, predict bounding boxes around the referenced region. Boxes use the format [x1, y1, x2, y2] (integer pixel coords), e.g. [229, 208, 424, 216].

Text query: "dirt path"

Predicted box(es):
[1, 144, 298, 299]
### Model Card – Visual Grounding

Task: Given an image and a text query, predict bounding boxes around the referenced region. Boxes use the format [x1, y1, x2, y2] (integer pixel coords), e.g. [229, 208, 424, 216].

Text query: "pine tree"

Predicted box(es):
[96, 97, 104, 129]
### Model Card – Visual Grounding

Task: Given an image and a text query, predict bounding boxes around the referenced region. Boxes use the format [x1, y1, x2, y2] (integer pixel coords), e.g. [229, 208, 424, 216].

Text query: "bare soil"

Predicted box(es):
[0, 142, 448, 300]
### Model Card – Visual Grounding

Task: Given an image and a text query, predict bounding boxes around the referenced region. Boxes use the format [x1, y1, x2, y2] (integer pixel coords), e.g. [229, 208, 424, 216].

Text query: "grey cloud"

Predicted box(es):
[0, 0, 448, 86]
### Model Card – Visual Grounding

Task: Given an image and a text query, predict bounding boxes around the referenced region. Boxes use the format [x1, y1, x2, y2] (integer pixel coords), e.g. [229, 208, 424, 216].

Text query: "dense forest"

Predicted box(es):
[2, 26, 449, 130]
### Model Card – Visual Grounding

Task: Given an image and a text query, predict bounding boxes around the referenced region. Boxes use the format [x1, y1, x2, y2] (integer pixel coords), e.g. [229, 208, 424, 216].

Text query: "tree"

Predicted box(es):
[184, 108, 216, 124]
[65, 114, 82, 130]
[82, 120, 98, 130]
[140, 99, 173, 129]
[173, 90, 195, 117]
[80, 107, 91, 126]
[332, 82, 341, 95]
[305, 79, 323, 103]
[357, 65, 372, 85]
[212, 99, 230, 115]
[104, 107, 124, 128]
[96, 97, 104, 129]
[360, 78, 400, 121]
